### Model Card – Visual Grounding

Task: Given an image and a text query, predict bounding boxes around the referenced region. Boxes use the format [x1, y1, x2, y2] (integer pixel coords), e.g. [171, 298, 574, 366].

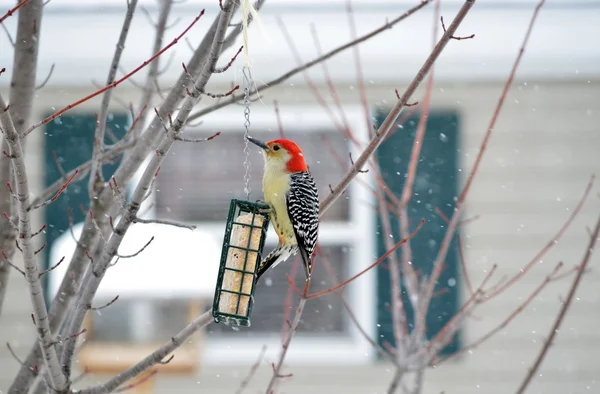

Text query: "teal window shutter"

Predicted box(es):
[42, 112, 129, 302]
[375, 109, 461, 357]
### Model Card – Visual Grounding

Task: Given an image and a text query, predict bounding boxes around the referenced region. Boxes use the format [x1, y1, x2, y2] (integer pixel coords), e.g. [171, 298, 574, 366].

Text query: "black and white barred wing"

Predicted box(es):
[285, 171, 320, 279]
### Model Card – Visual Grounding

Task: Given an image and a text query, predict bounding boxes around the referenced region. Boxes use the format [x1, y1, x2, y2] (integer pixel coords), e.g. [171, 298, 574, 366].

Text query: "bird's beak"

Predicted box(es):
[247, 136, 269, 151]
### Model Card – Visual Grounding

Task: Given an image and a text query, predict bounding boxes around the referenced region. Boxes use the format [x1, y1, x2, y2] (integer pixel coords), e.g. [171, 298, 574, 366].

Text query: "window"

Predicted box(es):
[43, 105, 376, 365]
[374, 109, 462, 356]
[151, 105, 376, 364]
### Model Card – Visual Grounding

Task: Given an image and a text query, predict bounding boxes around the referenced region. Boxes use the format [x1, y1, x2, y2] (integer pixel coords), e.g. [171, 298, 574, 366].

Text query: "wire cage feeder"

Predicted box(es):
[212, 199, 270, 326]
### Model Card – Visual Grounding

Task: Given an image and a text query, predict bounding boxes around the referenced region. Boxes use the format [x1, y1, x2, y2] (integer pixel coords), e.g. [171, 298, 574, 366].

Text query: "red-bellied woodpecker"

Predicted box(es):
[247, 137, 319, 281]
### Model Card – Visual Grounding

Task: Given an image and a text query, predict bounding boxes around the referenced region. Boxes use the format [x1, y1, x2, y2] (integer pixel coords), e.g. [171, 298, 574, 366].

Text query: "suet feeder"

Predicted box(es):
[212, 199, 270, 327]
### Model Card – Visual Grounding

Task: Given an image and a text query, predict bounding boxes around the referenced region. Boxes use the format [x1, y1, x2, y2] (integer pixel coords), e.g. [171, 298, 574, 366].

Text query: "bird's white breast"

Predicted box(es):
[262, 162, 294, 242]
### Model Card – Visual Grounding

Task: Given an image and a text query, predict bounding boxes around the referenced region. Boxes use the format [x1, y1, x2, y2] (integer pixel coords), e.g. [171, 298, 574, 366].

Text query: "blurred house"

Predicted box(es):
[0, 0, 599, 393]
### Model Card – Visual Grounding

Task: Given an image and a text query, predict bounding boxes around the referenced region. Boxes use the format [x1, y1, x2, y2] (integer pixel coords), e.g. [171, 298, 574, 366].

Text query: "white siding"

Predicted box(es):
[443, 81, 599, 394]
[0, 78, 598, 394]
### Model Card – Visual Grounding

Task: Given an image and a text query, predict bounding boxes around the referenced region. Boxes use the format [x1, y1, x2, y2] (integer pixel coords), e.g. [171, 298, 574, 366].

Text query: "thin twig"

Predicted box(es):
[319, 245, 395, 362]
[0, 22, 15, 46]
[418, 0, 547, 330]
[435, 261, 567, 365]
[134, 218, 196, 230]
[23, 10, 205, 137]
[273, 100, 286, 139]
[304, 219, 424, 299]
[264, 300, 304, 393]
[0, 0, 30, 24]
[409, 0, 442, 345]
[319, 0, 476, 216]
[516, 213, 600, 393]
[186, 0, 434, 123]
[90, 295, 120, 311]
[115, 370, 158, 393]
[235, 345, 267, 394]
[35, 63, 55, 90]
[31, 141, 135, 208]
[28, 170, 78, 211]
[117, 236, 154, 259]
[7, 342, 27, 366]
[39, 256, 65, 278]
[1, 250, 25, 276]
[88, 0, 139, 197]
[79, 310, 214, 394]
[175, 131, 220, 143]
[132, 0, 175, 139]
[485, 176, 593, 299]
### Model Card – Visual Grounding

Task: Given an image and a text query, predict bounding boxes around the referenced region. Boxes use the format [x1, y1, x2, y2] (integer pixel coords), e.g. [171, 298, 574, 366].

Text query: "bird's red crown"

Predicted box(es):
[267, 139, 308, 173]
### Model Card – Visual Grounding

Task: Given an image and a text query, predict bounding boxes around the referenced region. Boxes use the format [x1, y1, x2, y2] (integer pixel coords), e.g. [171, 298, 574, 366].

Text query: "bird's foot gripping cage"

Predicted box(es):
[212, 199, 270, 327]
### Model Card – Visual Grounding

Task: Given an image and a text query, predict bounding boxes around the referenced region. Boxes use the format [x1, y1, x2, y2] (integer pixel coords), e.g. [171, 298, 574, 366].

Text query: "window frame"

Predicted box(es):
[135, 104, 377, 365]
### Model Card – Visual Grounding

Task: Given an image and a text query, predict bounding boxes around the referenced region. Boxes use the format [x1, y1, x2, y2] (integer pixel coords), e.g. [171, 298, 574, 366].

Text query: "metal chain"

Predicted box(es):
[242, 67, 252, 199]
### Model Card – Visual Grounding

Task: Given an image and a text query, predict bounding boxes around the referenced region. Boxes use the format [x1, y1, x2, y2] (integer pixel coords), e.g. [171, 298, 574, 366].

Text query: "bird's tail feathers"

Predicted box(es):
[298, 247, 312, 280]
[256, 244, 299, 281]
[256, 248, 281, 281]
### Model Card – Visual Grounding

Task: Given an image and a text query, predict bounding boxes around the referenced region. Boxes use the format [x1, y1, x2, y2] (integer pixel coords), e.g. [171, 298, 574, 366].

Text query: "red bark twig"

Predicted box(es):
[280, 257, 299, 341]
[29, 170, 79, 211]
[318, 245, 395, 362]
[23, 10, 206, 137]
[115, 369, 158, 393]
[305, 219, 424, 299]
[434, 207, 475, 296]
[0, 0, 29, 24]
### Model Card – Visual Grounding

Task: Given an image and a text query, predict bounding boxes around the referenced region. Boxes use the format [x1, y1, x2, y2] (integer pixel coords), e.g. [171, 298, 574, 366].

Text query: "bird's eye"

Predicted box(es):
[273, 145, 280, 151]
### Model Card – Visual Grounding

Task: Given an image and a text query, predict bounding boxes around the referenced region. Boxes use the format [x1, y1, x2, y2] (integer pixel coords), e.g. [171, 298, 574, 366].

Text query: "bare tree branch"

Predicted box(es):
[88, 0, 139, 198]
[320, 0, 475, 217]
[0, 94, 68, 391]
[186, 0, 433, 123]
[60, 1, 235, 380]
[401, 0, 441, 359]
[35, 63, 55, 90]
[0, 22, 15, 46]
[516, 213, 600, 393]
[234, 345, 267, 394]
[133, 217, 196, 230]
[22, 10, 203, 137]
[0, 0, 43, 320]
[99, 0, 242, 196]
[90, 295, 119, 311]
[30, 140, 134, 209]
[264, 300, 305, 393]
[9, 5, 244, 391]
[79, 309, 213, 394]
[8, 6, 212, 394]
[131, 0, 174, 140]
[416, 0, 546, 331]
